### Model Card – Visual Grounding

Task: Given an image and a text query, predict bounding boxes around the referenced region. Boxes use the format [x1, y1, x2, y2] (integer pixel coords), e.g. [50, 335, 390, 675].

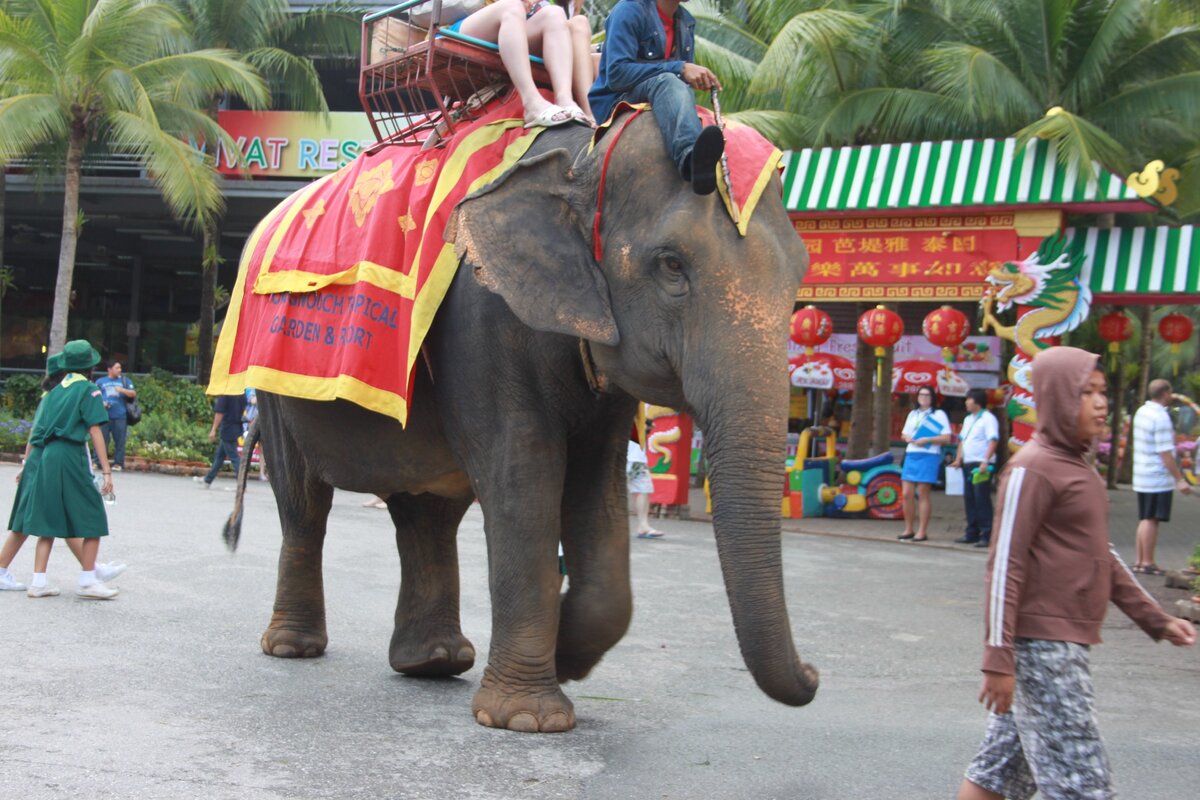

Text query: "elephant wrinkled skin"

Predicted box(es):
[235, 113, 815, 732]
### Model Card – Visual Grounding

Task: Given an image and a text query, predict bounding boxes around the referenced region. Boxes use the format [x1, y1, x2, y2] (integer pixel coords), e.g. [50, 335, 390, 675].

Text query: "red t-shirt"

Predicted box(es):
[657, 4, 675, 60]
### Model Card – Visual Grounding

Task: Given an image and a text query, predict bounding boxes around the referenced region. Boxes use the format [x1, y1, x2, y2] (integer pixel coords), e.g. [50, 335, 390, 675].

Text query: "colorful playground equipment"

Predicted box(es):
[783, 426, 904, 520]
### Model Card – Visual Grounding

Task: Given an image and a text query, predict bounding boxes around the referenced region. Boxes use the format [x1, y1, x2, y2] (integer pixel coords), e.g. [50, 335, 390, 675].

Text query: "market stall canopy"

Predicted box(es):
[892, 359, 968, 397]
[1068, 224, 1199, 303]
[789, 353, 856, 391]
[782, 138, 1155, 216]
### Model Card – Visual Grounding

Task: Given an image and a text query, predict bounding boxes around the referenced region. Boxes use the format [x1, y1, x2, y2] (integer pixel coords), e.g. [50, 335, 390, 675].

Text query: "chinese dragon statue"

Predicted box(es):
[979, 233, 1092, 449]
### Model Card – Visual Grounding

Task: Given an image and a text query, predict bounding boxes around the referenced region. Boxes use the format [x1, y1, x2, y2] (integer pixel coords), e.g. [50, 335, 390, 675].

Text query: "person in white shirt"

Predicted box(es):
[1131, 379, 1192, 575]
[627, 439, 661, 538]
[950, 389, 1000, 547]
[899, 385, 952, 542]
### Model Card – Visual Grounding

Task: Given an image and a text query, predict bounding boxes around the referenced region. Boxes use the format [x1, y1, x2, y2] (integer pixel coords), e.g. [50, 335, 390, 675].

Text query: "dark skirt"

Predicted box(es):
[8, 439, 108, 538]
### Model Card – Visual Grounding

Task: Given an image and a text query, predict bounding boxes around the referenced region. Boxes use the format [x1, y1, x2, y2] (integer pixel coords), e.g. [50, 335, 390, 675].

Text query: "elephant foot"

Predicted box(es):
[261, 623, 327, 659]
[390, 629, 475, 677]
[471, 684, 575, 733]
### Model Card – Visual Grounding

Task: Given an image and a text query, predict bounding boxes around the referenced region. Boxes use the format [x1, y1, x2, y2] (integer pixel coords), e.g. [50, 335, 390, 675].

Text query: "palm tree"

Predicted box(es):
[171, 0, 360, 384]
[0, 0, 268, 354]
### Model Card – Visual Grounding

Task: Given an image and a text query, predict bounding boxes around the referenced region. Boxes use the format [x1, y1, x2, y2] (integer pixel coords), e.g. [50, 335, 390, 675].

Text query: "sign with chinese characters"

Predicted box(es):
[793, 215, 1020, 301]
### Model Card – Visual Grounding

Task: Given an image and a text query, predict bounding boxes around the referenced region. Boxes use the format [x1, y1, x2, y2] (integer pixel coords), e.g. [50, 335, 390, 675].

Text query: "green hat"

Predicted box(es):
[45, 352, 65, 374]
[60, 340, 101, 372]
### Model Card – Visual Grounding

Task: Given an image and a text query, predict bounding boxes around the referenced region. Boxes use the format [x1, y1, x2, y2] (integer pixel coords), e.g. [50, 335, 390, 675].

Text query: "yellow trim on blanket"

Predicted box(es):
[252, 260, 417, 298]
[253, 176, 332, 293]
[718, 145, 783, 237]
[217, 365, 408, 421]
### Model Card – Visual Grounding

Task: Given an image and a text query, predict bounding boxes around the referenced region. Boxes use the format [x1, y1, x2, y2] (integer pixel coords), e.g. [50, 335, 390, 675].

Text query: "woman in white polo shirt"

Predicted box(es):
[899, 385, 952, 542]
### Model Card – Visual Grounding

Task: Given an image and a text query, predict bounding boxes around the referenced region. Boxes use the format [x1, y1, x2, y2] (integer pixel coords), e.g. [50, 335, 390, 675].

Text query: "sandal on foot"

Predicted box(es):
[897, 533, 916, 540]
[636, 530, 664, 539]
[1142, 564, 1165, 576]
[911, 536, 928, 543]
[524, 104, 574, 129]
[1131, 564, 1145, 574]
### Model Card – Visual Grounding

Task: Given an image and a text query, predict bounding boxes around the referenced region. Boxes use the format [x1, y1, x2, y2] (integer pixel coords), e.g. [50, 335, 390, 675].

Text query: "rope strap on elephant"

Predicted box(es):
[207, 92, 547, 424]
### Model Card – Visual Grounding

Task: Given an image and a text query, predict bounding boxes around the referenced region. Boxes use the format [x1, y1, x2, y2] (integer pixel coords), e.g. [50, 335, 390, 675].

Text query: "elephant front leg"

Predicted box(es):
[473, 473, 575, 732]
[556, 410, 635, 682]
[386, 492, 476, 677]
[262, 480, 334, 659]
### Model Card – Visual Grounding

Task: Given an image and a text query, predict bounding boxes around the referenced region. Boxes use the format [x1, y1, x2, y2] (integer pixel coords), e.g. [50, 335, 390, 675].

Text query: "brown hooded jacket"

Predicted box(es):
[981, 347, 1173, 674]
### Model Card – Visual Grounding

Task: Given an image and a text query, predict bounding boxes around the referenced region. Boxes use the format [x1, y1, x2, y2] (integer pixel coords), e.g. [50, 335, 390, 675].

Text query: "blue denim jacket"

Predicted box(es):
[588, 0, 696, 125]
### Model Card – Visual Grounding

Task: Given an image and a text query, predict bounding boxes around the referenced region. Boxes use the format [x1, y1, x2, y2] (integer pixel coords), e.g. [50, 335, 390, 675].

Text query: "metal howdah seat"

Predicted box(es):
[360, 0, 552, 147]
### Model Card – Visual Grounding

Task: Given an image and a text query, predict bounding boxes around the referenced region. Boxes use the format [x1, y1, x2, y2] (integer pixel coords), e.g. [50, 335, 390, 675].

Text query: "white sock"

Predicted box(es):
[0, 566, 10, 578]
[31, 572, 47, 589]
[79, 570, 96, 587]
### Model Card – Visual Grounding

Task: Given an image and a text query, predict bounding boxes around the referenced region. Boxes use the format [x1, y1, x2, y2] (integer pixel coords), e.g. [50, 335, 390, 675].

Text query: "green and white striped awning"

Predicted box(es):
[1069, 225, 1199, 298]
[782, 138, 1150, 214]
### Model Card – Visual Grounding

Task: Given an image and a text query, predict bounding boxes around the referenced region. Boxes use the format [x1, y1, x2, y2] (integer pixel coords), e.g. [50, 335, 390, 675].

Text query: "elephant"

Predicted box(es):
[227, 111, 816, 732]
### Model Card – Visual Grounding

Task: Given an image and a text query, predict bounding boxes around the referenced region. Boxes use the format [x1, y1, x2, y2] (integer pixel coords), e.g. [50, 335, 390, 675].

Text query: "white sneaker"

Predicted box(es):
[111, 464, 123, 472]
[27, 584, 60, 598]
[77, 581, 119, 600]
[193, 476, 211, 489]
[96, 562, 127, 583]
[0, 572, 28, 591]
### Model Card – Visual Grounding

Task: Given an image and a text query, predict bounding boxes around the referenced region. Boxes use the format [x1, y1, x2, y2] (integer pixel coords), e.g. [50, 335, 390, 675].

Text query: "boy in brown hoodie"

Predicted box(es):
[958, 347, 1195, 800]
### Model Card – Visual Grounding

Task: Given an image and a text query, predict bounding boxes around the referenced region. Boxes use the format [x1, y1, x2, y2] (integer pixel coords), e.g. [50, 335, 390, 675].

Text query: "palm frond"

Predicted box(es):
[693, 38, 759, 110]
[0, 14, 54, 86]
[1106, 26, 1200, 88]
[1087, 72, 1200, 143]
[1013, 108, 1129, 178]
[105, 108, 224, 228]
[725, 109, 816, 150]
[0, 93, 68, 163]
[920, 43, 1041, 129]
[815, 87, 977, 145]
[244, 46, 327, 114]
[1064, 0, 1147, 110]
[132, 50, 269, 110]
[749, 9, 877, 97]
[690, 1, 767, 62]
[264, 3, 362, 60]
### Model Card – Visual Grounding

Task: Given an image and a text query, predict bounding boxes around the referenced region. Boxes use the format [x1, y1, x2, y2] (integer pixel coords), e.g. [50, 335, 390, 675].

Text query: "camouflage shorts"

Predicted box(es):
[965, 638, 1114, 800]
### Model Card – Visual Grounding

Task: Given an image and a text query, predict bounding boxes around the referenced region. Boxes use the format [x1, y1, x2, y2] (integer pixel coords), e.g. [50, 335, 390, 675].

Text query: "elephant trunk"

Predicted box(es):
[692, 382, 819, 707]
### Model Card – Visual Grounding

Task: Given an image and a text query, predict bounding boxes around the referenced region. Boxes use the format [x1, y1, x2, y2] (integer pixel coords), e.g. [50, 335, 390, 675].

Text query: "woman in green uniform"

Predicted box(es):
[8, 340, 118, 600]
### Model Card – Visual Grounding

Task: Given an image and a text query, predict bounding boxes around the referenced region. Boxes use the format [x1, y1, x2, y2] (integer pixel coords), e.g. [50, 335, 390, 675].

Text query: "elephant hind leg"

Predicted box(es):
[387, 491, 476, 677]
[261, 450, 334, 659]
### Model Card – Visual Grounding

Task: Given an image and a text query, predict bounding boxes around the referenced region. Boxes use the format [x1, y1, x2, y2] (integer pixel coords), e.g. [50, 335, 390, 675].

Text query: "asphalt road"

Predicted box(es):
[1, 467, 1196, 799]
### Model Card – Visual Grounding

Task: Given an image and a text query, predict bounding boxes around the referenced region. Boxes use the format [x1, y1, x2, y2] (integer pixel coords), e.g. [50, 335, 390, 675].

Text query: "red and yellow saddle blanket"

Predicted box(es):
[207, 93, 545, 424]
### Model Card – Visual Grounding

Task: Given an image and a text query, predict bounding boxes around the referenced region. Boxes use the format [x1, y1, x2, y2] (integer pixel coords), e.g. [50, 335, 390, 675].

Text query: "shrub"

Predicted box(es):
[127, 411, 210, 462]
[0, 414, 33, 452]
[2, 374, 44, 418]
[131, 368, 213, 425]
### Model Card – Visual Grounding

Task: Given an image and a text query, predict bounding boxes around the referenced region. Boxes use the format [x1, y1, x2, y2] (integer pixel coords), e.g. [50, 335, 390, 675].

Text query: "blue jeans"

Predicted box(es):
[622, 73, 702, 178]
[97, 417, 128, 467]
[963, 462, 994, 540]
[204, 437, 241, 484]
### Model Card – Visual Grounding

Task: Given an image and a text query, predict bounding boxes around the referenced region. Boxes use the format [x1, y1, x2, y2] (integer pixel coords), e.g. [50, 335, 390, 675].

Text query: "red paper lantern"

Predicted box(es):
[922, 305, 969, 366]
[1158, 313, 1194, 375]
[1158, 313, 1193, 350]
[1098, 311, 1134, 351]
[858, 305, 904, 386]
[790, 305, 833, 355]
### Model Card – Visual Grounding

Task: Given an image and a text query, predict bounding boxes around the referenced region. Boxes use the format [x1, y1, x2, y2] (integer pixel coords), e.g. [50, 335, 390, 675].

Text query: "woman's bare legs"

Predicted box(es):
[901, 480, 916, 536]
[0, 531, 27, 569]
[33, 536, 52, 573]
[459, 0, 568, 123]
[525, 5, 579, 113]
[566, 14, 595, 122]
[79, 538, 99, 572]
[917, 483, 932, 539]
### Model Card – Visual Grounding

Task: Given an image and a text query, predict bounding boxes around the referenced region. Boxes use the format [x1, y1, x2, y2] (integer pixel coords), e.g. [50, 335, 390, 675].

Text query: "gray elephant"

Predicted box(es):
[226, 113, 815, 732]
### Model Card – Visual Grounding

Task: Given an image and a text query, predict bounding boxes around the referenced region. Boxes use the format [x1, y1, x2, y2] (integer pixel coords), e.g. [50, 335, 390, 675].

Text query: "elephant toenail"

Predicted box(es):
[542, 712, 573, 733]
[431, 646, 449, 661]
[273, 645, 296, 657]
[475, 710, 494, 727]
[508, 712, 539, 732]
[457, 645, 475, 662]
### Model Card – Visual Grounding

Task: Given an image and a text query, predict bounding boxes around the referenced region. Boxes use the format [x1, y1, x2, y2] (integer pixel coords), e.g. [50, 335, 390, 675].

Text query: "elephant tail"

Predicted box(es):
[222, 416, 260, 552]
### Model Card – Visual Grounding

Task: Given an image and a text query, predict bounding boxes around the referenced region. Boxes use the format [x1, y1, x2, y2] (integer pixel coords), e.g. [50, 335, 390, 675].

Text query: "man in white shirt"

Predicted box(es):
[1131, 379, 1192, 575]
[951, 389, 1000, 547]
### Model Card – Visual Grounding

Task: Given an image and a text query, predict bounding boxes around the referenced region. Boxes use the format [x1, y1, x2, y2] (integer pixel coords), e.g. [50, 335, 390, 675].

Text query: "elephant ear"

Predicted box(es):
[447, 148, 618, 345]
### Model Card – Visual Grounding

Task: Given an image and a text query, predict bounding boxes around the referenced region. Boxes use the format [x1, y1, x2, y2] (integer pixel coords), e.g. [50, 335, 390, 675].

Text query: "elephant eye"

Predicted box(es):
[654, 252, 689, 297]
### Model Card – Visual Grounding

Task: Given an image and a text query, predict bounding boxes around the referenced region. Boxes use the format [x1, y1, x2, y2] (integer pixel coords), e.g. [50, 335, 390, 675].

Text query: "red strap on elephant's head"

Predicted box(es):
[592, 108, 644, 263]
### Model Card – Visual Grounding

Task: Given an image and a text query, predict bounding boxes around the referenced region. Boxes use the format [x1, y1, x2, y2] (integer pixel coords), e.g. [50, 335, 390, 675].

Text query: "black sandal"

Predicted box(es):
[898, 533, 916, 540]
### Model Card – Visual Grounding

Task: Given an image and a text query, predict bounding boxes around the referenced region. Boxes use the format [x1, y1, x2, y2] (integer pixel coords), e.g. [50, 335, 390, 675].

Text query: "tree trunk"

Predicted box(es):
[198, 219, 219, 385]
[1106, 350, 1124, 490]
[870, 341, 894, 455]
[848, 305, 873, 459]
[49, 132, 86, 354]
